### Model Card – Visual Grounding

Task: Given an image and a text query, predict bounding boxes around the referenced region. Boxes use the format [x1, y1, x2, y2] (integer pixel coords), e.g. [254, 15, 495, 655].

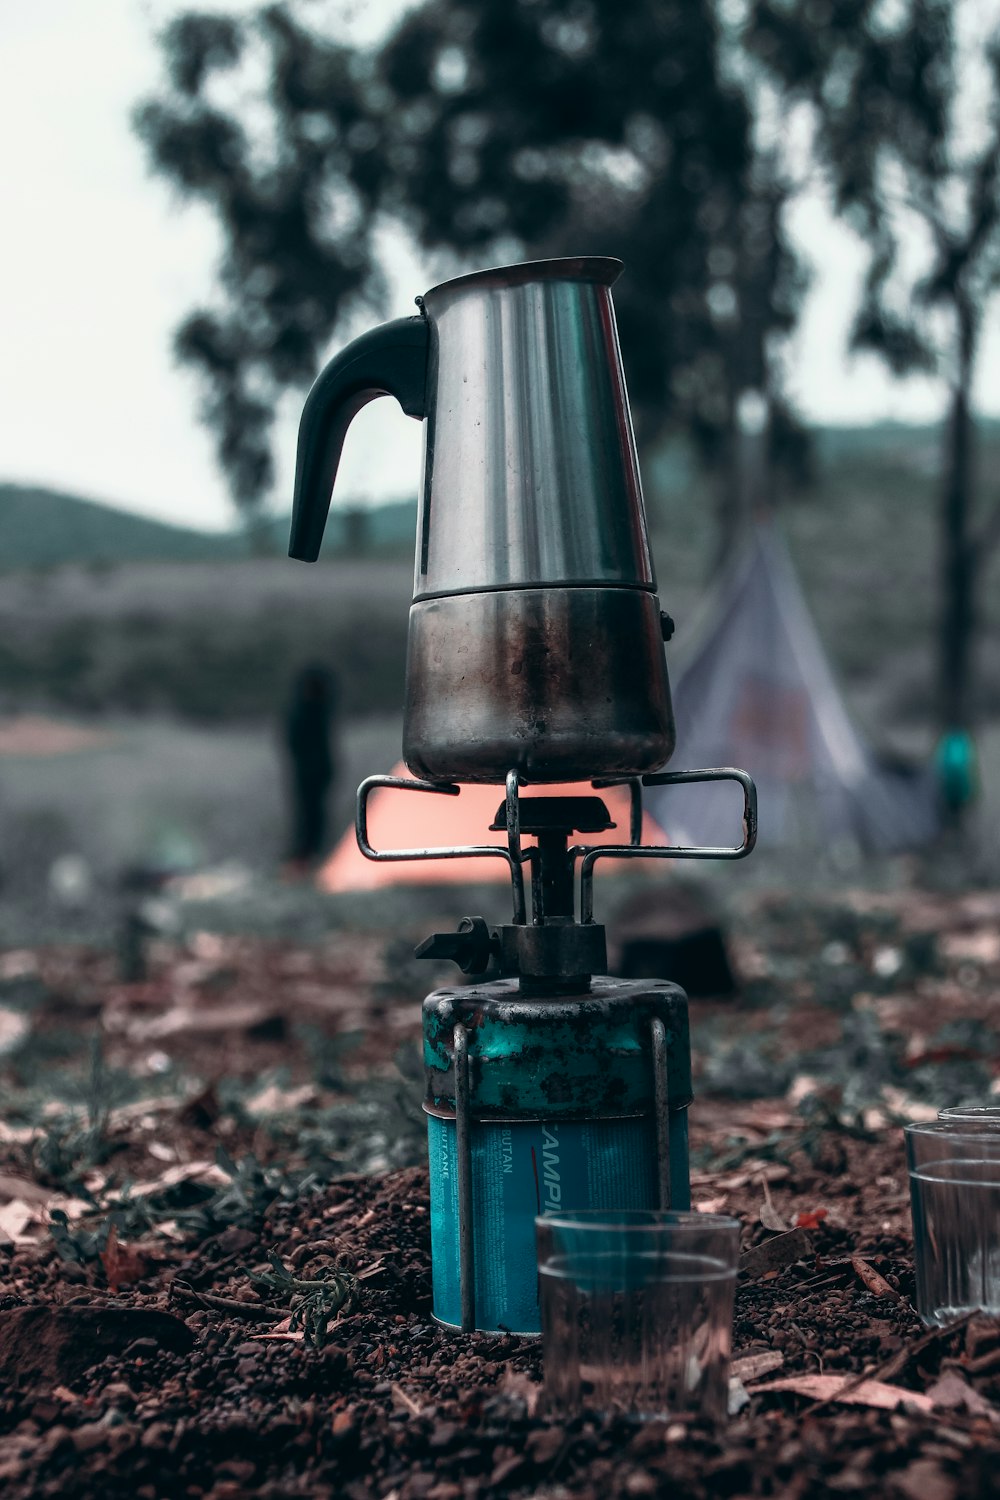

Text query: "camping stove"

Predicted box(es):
[288, 255, 759, 1331]
[356, 767, 756, 1334]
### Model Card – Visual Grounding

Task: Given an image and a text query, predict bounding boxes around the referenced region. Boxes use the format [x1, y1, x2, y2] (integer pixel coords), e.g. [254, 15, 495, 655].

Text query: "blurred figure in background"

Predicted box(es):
[283, 664, 338, 875]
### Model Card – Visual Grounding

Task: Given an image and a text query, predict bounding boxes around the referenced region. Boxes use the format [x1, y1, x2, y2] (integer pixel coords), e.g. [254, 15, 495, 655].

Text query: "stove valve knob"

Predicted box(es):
[414, 916, 497, 975]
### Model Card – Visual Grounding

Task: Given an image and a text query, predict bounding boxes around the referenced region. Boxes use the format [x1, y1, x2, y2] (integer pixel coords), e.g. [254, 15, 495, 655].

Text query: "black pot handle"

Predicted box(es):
[289, 315, 429, 561]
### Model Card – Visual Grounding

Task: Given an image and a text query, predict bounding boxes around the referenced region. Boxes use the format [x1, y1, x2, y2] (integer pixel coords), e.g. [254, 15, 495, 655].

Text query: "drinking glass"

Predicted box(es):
[535, 1210, 740, 1421]
[905, 1121, 1000, 1324]
[938, 1105, 1000, 1125]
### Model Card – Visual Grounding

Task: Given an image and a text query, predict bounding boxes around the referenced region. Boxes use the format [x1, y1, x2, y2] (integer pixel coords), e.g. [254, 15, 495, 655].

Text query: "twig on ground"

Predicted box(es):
[851, 1254, 906, 1305]
[170, 1281, 284, 1321]
[391, 1382, 423, 1416]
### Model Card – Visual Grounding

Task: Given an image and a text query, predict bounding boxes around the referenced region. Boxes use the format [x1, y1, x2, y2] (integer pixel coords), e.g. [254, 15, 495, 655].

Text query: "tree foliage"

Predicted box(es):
[136, 9, 388, 507]
[135, 1, 806, 517]
[747, 0, 953, 370]
[747, 0, 1000, 736]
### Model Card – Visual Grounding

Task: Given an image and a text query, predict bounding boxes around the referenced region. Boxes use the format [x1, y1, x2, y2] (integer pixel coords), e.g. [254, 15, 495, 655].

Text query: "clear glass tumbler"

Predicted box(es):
[938, 1105, 1000, 1125]
[535, 1210, 740, 1422]
[905, 1121, 1000, 1324]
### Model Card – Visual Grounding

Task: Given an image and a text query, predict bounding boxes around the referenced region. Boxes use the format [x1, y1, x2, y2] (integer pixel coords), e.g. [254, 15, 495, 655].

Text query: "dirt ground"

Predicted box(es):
[1, 884, 1000, 1497]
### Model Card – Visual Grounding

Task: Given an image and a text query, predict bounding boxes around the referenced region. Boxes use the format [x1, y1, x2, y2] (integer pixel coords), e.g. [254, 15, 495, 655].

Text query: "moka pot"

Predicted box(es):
[290, 257, 675, 784]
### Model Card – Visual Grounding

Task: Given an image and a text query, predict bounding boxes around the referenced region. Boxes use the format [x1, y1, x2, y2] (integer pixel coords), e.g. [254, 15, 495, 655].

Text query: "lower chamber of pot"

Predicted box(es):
[402, 585, 675, 784]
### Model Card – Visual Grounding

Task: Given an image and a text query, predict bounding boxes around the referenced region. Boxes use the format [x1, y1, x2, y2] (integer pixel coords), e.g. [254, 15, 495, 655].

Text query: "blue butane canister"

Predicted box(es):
[423, 977, 692, 1334]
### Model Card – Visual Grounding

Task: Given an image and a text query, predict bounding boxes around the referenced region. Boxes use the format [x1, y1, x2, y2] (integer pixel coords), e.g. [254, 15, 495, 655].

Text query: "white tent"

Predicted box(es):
[646, 522, 940, 854]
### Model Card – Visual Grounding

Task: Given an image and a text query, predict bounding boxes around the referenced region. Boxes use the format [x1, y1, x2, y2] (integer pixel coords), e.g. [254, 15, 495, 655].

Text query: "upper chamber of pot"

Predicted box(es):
[412, 257, 656, 601]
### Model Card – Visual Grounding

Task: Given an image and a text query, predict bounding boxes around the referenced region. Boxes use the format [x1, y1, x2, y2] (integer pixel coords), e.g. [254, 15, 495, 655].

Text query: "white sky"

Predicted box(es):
[1, 1, 997, 535]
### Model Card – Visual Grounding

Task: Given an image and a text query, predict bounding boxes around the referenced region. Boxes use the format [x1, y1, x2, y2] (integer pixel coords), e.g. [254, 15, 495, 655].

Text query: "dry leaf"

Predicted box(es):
[786, 1074, 823, 1107]
[759, 1175, 787, 1233]
[500, 1368, 542, 1417]
[127, 1002, 279, 1042]
[128, 1159, 230, 1197]
[740, 1228, 811, 1278]
[244, 1082, 318, 1116]
[100, 1224, 149, 1293]
[357, 1259, 388, 1282]
[926, 1370, 999, 1418]
[731, 1350, 785, 1383]
[940, 930, 1000, 964]
[0, 716, 110, 756]
[0, 950, 38, 980]
[794, 1209, 828, 1230]
[108, 1096, 183, 1123]
[0, 1007, 30, 1057]
[742, 1105, 795, 1130]
[896, 1459, 957, 1500]
[47, 1194, 94, 1224]
[0, 1173, 53, 1206]
[880, 1087, 938, 1123]
[146, 1219, 185, 1243]
[753, 1375, 932, 1412]
[0, 1200, 37, 1245]
[694, 1196, 729, 1214]
[691, 1162, 790, 1192]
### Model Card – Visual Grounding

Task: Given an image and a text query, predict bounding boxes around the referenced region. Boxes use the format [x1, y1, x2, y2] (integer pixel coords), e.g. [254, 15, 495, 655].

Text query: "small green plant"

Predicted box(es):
[170, 1145, 327, 1236]
[44, 1143, 337, 1262]
[261, 1039, 427, 1178]
[29, 1035, 116, 1190]
[295, 1024, 366, 1091]
[49, 1190, 155, 1266]
[245, 1251, 359, 1348]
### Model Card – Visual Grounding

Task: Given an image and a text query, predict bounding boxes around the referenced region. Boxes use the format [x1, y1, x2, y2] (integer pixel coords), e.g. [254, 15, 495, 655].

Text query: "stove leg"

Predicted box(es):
[651, 1016, 672, 1209]
[454, 1023, 476, 1332]
[668, 1105, 691, 1210]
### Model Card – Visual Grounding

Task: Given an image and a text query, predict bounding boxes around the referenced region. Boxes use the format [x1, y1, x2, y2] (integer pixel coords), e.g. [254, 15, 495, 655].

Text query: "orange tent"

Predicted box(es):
[319, 765, 667, 893]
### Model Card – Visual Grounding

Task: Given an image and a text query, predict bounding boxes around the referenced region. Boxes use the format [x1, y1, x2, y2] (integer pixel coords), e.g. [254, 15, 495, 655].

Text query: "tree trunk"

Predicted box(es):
[938, 298, 977, 737]
[713, 380, 770, 576]
[712, 413, 741, 577]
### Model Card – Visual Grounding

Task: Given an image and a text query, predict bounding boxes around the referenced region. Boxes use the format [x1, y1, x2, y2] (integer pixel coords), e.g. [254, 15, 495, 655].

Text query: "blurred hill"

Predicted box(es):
[2, 421, 991, 570]
[0, 485, 236, 568]
[0, 486, 417, 570]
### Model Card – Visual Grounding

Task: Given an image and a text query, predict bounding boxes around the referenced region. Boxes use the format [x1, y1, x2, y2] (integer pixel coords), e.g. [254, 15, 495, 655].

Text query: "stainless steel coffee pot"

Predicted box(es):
[290, 256, 675, 783]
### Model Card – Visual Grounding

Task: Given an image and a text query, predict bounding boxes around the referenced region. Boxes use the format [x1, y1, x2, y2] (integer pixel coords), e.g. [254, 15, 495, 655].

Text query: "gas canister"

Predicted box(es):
[423, 978, 692, 1334]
